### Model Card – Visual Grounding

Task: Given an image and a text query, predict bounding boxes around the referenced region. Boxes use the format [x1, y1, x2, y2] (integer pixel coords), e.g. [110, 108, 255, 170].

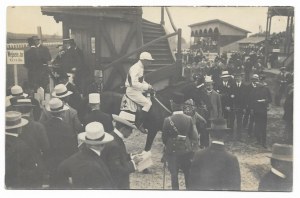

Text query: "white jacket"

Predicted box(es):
[125, 60, 150, 92]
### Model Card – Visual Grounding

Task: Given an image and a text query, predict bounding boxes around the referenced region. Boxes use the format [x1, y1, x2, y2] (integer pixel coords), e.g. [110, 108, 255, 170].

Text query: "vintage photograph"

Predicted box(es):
[5, 6, 294, 191]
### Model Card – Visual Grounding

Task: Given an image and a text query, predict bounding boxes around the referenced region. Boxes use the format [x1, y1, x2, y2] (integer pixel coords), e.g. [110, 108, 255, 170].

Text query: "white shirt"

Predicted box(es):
[236, 82, 241, 87]
[90, 148, 101, 156]
[125, 60, 150, 91]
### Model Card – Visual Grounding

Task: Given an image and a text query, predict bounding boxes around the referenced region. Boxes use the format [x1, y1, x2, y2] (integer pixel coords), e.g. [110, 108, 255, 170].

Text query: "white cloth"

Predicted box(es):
[125, 60, 150, 91]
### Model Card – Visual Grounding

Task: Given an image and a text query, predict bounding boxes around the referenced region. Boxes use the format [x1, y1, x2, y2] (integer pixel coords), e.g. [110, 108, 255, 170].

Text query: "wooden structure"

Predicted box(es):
[237, 37, 265, 53]
[41, 6, 182, 92]
[189, 19, 250, 53]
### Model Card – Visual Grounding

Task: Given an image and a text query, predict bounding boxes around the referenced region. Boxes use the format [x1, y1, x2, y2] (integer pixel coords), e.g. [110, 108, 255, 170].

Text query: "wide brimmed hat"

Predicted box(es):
[78, 122, 114, 145]
[10, 85, 28, 97]
[12, 98, 35, 107]
[112, 111, 137, 129]
[221, 71, 231, 78]
[52, 84, 73, 98]
[207, 118, 231, 131]
[205, 75, 213, 83]
[6, 111, 28, 129]
[268, 143, 293, 162]
[140, 52, 154, 61]
[46, 98, 69, 112]
[89, 93, 100, 104]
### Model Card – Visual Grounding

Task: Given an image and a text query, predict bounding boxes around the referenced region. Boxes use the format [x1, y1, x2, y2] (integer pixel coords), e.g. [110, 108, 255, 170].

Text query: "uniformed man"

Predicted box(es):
[275, 67, 288, 106]
[125, 52, 154, 133]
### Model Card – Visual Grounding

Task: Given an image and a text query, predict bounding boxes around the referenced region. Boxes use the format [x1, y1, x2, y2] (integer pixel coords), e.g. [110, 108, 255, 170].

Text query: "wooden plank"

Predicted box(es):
[99, 21, 118, 57]
[119, 22, 137, 55]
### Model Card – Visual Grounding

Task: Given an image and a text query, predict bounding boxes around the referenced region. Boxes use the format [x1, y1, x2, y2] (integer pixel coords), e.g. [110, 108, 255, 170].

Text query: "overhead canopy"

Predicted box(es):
[237, 37, 265, 44]
[268, 6, 294, 17]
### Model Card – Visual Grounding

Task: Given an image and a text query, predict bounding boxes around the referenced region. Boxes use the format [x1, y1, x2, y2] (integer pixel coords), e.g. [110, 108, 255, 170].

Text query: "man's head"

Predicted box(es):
[89, 93, 100, 110]
[52, 84, 73, 103]
[139, 52, 154, 67]
[234, 73, 243, 83]
[269, 144, 293, 178]
[32, 36, 40, 46]
[221, 71, 230, 82]
[251, 74, 259, 85]
[47, 97, 69, 117]
[204, 76, 214, 91]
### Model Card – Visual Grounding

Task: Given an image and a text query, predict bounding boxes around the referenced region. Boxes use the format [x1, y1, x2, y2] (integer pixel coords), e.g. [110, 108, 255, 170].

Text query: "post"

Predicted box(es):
[37, 26, 43, 44]
[160, 7, 165, 25]
[264, 13, 271, 68]
[177, 28, 182, 64]
[14, 64, 18, 85]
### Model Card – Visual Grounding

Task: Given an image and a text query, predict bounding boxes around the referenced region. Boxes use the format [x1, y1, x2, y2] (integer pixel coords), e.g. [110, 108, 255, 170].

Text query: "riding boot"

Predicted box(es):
[138, 110, 148, 134]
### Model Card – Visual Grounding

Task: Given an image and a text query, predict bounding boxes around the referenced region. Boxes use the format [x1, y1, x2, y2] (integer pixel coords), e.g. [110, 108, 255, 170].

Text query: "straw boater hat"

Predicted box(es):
[6, 111, 29, 130]
[46, 98, 69, 112]
[251, 74, 260, 81]
[268, 143, 293, 162]
[204, 75, 213, 83]
[89, 93, 100, 104]
[78, 122, 114, 145]
[112, 112, 137, 129]
[52, 84, 73, 98]
[12, 98, 35, 107]
[207, 118, 231, 132]
[221, 71, 231, 78]
[10, 85, 28, 98]
[140, 52, 154, 61]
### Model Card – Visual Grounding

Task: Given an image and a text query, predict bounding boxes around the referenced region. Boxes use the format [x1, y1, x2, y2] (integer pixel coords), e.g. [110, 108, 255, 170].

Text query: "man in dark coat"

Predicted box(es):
[162, 92, 198, 190]
[259, 144, 293, 191]
[101, 113, 142, 189]
[249, 75, 272, 148]
[283, 88, 293, 144]
[275, 67, 288, 106]
[5, 111, 45, 189]
[43, 98, 78, 186]
[228, 73, 247, 140]
[83, 93, 113, 132]
[188, 118, 241, 191]
[55, 122, 114, 189]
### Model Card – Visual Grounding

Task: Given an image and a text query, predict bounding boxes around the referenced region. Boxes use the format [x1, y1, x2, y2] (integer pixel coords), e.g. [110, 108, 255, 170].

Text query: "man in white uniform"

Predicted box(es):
[125, 52, 154, 133]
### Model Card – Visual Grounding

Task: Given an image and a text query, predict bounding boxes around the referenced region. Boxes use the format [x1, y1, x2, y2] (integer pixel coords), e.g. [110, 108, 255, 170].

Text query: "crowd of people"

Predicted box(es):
[5, 34, 293, 191]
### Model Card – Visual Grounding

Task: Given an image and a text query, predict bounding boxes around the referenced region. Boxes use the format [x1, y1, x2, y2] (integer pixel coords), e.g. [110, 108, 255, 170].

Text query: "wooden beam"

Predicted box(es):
[99, 21, 118, 57]
[119, 22, 137, 55]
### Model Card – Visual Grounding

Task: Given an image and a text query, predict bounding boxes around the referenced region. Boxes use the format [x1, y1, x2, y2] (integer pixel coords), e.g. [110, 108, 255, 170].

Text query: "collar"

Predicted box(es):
[53, 116, 63, 121]
[5, 132, 19, 137]
[30, 45, 36, 48]
[114, 128, 124, 139]
[271, 167, 286, 179]
[197, 83, 204, 88]
[90, 148, 101, 156]
[173, 111, 183, 115]
[212, 141, 225, 145]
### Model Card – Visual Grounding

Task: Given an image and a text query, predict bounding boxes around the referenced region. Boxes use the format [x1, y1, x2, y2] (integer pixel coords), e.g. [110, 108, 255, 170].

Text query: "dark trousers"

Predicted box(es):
[199, 127, 209, 147]
[229, 109, 243, 140]
[275, 84, 287, 106]
[167, 152, 193, 190]
[254, 111, 267, 145]
[243, 108, 255, 136]
[285, 120, 293, 144]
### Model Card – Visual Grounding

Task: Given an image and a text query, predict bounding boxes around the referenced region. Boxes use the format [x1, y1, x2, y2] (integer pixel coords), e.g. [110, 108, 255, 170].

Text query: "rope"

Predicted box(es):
[152, 96, 172, 114]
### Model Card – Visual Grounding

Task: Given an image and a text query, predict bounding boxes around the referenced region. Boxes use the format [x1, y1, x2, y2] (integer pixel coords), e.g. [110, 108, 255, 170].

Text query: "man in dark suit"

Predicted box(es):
[249, 75, 272, 148]
[275, 67, 288, 106]
[259, 144, 293, 191]
[228, 73, 247, 140]
[188, 118, 241, 191]
[162, 92, 198, 190]
[5, 111, 45, 189]
[43, 98, 78, 186]
[83, 93, 113, 132]
[56, 122, 114, 189]
[101, 113, 142, 189]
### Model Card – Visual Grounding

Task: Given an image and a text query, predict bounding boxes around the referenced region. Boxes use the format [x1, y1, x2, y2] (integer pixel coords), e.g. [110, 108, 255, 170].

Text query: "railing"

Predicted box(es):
[165, 7, 178, 32]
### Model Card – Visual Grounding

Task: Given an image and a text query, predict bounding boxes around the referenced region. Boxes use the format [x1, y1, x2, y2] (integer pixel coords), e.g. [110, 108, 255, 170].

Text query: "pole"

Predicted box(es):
[14, 64, 18, 85]
[160, 7, 165, 25]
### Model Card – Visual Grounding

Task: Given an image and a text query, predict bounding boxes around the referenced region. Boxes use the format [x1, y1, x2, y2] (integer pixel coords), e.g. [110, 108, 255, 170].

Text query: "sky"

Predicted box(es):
[7, 6, 288, 42]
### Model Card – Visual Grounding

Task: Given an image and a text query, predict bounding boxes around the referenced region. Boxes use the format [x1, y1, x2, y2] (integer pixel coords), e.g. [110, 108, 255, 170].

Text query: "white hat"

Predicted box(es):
[139, 52, 154, 61]
[52, 84, 73, 98]
[78, 122, 114, 145]
[89, 93, 100, 104]
[251, 74, 260, 81]
[112, 111, 137, 129]
[6, 111, 28, 129]
[10, 85, 28, 97]
[46, 98, 69, 112]
[205, 76, 213, 83]
[221, 71, 230, 78]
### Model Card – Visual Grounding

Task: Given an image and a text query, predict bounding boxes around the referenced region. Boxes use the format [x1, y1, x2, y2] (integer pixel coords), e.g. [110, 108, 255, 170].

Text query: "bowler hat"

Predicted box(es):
[6, 111, 28, 130]
[78, 122, 114, 145]
[268, 143, 293, 162]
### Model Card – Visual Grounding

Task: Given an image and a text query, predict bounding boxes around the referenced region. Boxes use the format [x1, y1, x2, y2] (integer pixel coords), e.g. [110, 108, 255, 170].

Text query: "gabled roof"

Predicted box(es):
[189, 19, 251, 33]
[237, 36, 265, 44]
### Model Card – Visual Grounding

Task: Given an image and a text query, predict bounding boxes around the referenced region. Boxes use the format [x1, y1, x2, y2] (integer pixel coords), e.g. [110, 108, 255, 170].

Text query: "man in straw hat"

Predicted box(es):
[101, 112, 143, 189]
[5, 111, 45, 188]
[125, 51, 155, 133]
[259, 144, 293, 191]
[43, 98, 78, 186]
[6, 85, 28, 108]
[162, 92, 198, 190]
[83, 93, 113, 132]
[55, 122, 114, 189]
[40, 84, 82, 134]
[188, 118, 241, 191]
[204, 76, 222, 127]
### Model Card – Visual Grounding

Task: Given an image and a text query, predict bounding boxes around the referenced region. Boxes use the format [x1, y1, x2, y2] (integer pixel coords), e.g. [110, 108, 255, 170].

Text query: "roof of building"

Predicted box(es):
[189, 19, 251, 33]
[237, 36, 265, 44]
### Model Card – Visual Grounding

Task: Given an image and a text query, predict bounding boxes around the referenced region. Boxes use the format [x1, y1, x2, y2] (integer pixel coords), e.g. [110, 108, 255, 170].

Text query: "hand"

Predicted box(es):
[132, 155, 143, 164]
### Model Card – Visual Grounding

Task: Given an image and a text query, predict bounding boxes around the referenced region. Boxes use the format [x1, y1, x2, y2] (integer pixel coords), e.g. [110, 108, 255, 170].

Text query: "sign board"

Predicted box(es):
[272, 49, 280, 53]
[7, 50, 25, 64]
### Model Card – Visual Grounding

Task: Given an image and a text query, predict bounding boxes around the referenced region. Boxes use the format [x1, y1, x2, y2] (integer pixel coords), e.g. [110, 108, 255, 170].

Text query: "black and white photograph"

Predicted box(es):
[3, 2, 297, 195]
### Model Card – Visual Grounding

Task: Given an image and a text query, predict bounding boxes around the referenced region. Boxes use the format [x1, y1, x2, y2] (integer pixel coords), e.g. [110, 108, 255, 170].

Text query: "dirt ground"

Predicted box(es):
[124, 77, 289, 190]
